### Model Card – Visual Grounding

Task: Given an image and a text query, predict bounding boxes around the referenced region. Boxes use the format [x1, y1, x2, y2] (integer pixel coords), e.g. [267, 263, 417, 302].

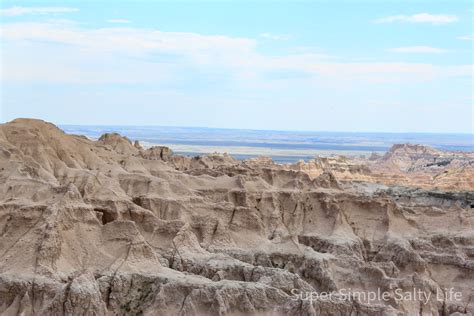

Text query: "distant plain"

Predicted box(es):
[61, 125, 474, 163]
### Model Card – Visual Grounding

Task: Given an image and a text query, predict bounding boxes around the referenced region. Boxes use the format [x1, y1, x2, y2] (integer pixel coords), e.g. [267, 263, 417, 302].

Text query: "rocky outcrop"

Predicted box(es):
[0, 119, 472, 315]
[291, 143, 474, 191]
[140, 146, 173, 161]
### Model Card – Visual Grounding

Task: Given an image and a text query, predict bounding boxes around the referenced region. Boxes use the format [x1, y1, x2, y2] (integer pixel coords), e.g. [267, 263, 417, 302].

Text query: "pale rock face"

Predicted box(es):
[0, 118, 473, 316]
[292, 143, 474, 191]
[140, 146, 174, 161]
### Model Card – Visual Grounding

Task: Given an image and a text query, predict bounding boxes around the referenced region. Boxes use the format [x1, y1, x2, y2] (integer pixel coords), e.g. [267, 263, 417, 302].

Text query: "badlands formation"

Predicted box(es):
[0, 118, 473, 316]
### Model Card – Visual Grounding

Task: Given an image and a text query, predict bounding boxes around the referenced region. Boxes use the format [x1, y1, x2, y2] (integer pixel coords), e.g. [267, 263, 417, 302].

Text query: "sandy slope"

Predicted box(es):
[0, 119, 473, 315]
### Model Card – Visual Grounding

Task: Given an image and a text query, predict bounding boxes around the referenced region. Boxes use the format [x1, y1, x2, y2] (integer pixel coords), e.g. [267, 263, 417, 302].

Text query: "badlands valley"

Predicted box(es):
[0, 119, 473, 315]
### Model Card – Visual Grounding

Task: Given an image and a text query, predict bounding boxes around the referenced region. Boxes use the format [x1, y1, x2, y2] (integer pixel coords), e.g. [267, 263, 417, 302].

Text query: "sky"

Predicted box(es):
[0, 0, 473, 133]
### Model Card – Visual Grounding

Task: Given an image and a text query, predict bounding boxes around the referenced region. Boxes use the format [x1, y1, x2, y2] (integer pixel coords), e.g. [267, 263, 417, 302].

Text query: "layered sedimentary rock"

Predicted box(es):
[0, 119, 473, 315]
[291, 144, 474, 191]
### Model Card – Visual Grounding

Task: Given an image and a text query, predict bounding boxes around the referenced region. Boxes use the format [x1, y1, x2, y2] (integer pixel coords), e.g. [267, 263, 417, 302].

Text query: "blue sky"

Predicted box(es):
[1, 0, 473, 133]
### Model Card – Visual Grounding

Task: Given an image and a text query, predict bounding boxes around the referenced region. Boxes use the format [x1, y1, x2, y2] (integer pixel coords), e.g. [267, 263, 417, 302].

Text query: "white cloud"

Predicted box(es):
[388, 46, 448, 54]
[457, 34, 473, 41]
[259, 33, 291, 40]
[106, 19, 131, 24]
[305, 63, 471, 83]
[0, 6, 79, 16]
[0, 22, 256, 58]
[373, 13, 458, 24]
[0, 21, 471, 85]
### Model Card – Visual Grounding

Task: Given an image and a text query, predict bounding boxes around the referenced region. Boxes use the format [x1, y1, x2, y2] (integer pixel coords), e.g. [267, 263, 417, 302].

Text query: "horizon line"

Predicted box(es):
[0, 118, 472, 136]
[57, 123, 474, 136]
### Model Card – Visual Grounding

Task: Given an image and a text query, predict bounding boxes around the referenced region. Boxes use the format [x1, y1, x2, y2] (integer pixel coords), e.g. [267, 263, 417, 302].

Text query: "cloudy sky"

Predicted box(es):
[0, 0, 472, 133]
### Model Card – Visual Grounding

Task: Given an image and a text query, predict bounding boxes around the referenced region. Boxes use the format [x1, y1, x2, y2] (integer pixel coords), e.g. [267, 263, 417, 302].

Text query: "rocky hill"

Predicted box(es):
[291, 143, 474, 191]
[0, 119, 473, 315]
